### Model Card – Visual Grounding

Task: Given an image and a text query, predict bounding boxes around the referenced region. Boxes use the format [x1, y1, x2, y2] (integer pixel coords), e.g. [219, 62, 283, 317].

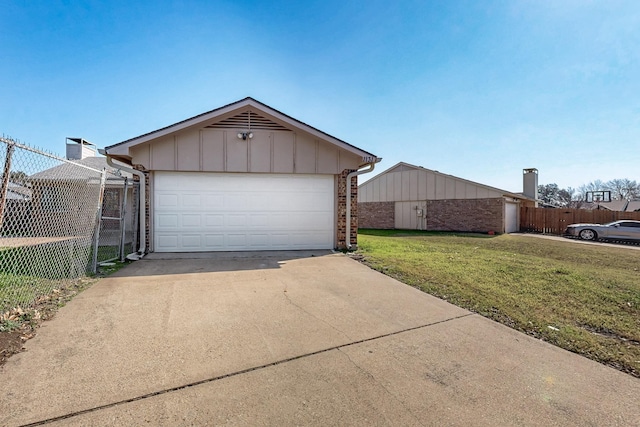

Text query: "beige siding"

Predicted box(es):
[227, 137, 248, 172]
[371, 178, 380, 203]
[435, 175, 446, 199]
[131, 144, 150, 167]
[339, 151, 361, 172]
[273, 132, 294, 173]
[295, 134, 317, 173]
[392, 173, 401, 200]
[359, 167, 512, 202]
[385, 173, 394, 201]
[201, 130, 225, 171]
[317, 142, 339, 174]
[409, 170, 419, 201]
[151, 137, 175, 170]
[176, 129, 200, 171]
[395, 201, 426, 230]
[417, 170, 427, 200]
[130, 128, 360, 174]
[249, 131, 271, 172]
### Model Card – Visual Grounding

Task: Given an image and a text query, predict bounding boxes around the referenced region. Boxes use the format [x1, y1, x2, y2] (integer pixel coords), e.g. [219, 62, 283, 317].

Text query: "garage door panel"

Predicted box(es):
[158, 194, 178, 208]
[157, 214, 178, 228]
[204, 195, 224, 208]
[183, 194, 201, 207]
[182, 235, 202, 248]
[154, 172, 335, 251]
[227, 234, 247, 247]
[205, 214, 224, 227]
[204, 234, 224, 248]
[156, 235, 179, 250]
[182, 214, 201, 227]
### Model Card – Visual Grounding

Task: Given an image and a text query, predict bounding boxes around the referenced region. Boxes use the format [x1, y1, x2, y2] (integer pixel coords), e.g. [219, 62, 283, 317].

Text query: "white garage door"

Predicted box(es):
[153, 172, 335, 252]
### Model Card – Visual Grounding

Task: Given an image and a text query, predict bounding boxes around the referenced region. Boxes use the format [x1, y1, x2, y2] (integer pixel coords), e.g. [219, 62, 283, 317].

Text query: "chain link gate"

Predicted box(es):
[92, 177, 139, 270]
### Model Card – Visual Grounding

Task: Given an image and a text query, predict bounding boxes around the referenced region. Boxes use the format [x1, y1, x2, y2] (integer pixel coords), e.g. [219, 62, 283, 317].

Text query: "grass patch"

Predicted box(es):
[356, 230, 640, 377]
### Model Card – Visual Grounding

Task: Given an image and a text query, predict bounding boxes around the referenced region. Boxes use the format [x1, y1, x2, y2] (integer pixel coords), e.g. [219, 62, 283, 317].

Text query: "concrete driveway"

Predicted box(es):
[1, 251, 638, 426]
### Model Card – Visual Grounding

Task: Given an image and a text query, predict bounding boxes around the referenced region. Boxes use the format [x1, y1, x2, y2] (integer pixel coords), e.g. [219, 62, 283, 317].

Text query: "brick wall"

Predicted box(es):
[426, 198, 504, 233]
[133, 164, 150, 253]
[358, 201, 395, 229]
[336, 169, 358, 249]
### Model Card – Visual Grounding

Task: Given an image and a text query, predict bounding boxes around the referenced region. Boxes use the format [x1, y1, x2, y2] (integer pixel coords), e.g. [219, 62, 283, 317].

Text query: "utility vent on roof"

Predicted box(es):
[206, 110, 291, 131]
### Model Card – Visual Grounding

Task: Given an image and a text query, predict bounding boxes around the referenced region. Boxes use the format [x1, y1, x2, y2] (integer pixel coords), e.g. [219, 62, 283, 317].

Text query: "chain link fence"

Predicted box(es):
[0, 136, 138, 314]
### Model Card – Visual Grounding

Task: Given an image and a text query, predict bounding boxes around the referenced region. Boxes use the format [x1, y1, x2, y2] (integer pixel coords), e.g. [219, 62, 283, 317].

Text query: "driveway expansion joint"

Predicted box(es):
[280, 282, 354, 341]
[18, 313, 474, 427]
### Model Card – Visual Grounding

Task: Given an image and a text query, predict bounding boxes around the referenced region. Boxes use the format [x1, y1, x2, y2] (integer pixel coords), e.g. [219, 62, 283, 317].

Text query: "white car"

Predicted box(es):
[564, 220, 640, 241]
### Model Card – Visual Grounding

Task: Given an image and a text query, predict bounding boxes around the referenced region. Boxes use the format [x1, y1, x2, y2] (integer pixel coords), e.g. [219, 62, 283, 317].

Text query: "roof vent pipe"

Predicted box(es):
[346, 160, 380, 250]
[98, 149, 146, 259]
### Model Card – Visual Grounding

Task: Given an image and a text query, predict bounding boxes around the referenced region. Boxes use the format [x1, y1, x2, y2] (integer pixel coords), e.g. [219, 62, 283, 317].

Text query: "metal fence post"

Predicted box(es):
[119, 177, 129, 262]
[91, 169, 107, 274]
[0, 140, 15, 232]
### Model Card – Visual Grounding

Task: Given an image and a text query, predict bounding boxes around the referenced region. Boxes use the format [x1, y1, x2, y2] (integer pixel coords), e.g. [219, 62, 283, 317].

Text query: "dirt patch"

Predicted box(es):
[0, 331, 25, 365]
[0, 276, 98, 366]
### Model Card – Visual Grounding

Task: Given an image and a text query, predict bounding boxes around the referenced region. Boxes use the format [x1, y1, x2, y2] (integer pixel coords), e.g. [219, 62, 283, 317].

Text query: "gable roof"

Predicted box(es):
[362, 161, 534, 201]
[105, 97, 378, 165]
[597, 199, 629, 212]
[626, 200, 640, 212]
[597, 199, 640, 212]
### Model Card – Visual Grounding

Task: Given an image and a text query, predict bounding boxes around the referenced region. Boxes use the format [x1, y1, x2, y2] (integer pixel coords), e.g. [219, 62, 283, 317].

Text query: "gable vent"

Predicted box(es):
[206, 110, 291, 131]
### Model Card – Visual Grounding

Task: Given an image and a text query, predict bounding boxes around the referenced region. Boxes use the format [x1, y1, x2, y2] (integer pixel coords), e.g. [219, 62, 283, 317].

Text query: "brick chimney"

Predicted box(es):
[523, 168, 538, 206]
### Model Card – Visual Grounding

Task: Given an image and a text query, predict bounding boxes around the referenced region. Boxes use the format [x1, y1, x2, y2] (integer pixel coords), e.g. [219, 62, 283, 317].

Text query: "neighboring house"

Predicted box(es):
[28, 146, 134, 238]
[596, 199, 640, 212]
[104, 97, 379, 252]
[0, 182, 32, 236]
[358, 162, 537, 234]
[5, 182, 32, 201]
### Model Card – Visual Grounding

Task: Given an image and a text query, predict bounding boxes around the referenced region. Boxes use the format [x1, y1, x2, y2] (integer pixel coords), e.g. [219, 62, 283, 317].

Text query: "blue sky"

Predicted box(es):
[2, 0, 639, 193]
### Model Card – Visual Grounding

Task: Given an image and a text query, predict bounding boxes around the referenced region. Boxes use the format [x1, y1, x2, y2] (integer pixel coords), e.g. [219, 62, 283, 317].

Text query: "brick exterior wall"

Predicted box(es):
[426, 198, 504, 233]
[336, 169, 358, 250]
[358, 201, 395, 229]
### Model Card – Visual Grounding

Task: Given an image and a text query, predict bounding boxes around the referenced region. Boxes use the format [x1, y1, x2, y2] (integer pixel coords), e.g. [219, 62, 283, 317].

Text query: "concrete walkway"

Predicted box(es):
[0, 252, 638, 426]
[511, 232, 640, 250]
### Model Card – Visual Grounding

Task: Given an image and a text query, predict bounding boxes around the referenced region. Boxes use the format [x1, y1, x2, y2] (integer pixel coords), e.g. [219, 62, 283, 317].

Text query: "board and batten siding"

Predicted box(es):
[358, 169, 504, 202]
[129, 128, 362, 174]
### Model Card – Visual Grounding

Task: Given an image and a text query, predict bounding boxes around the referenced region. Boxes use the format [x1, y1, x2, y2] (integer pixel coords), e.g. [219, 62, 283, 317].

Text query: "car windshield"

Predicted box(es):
[603, 221, 620, 226]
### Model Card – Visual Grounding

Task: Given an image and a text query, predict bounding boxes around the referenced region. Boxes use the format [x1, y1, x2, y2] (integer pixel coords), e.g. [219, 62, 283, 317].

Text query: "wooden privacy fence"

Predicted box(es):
[520, 207, 640, 235]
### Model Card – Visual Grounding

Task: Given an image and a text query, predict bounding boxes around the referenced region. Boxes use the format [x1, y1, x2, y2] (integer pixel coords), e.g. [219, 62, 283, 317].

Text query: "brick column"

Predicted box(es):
[133, 164, 150, 253]
[336, 169, 358, 250]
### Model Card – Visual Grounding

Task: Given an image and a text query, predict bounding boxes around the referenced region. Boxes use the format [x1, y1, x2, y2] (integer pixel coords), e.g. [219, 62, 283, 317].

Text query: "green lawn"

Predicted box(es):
[0, 243, 91, 312]
[356, 229, 640, 378]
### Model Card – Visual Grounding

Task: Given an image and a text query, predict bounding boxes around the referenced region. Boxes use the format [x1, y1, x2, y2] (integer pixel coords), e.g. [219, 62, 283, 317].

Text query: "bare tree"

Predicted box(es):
[606, 178, 639, 200]
[578, 178, 640, 201]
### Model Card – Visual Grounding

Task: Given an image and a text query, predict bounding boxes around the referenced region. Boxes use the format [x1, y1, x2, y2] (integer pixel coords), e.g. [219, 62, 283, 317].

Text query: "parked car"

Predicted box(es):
[564, 220, 640, 241]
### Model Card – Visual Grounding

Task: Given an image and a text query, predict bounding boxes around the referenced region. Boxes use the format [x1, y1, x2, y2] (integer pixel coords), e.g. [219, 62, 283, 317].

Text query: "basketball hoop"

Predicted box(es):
[585, 191, 611, 203]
